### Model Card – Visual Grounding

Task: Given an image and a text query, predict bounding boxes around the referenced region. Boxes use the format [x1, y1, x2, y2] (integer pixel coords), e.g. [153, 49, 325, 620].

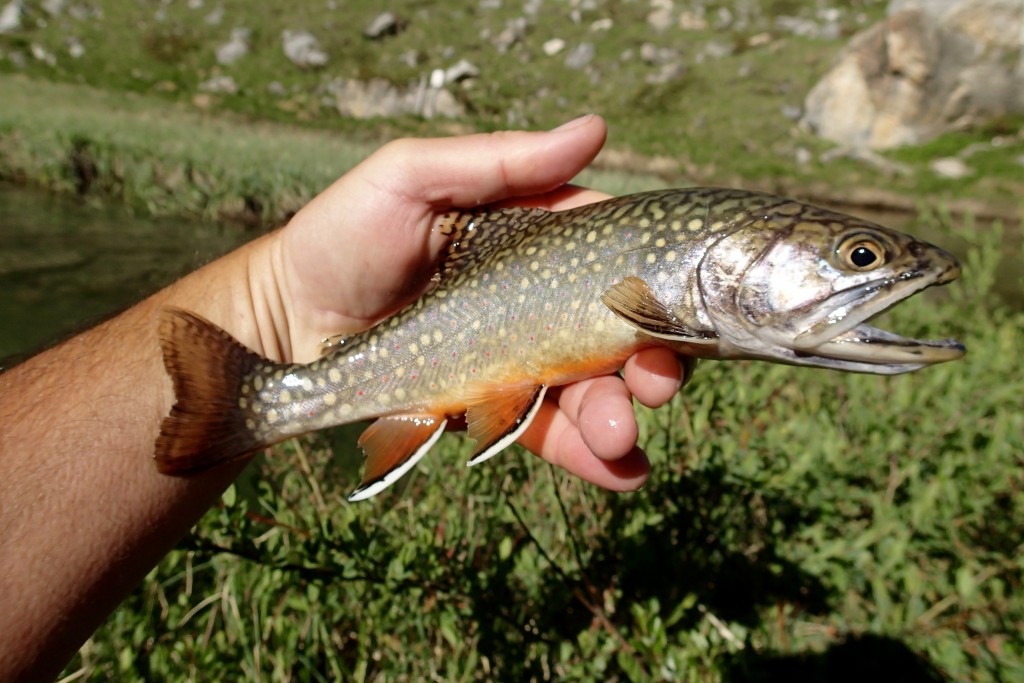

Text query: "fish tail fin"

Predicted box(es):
[155, 307, 269, 475]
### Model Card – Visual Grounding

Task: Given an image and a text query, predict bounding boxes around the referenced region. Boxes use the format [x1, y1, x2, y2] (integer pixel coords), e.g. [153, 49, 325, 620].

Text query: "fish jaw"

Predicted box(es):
[756, 251, 965, 374]
[786, 262, 965, 371]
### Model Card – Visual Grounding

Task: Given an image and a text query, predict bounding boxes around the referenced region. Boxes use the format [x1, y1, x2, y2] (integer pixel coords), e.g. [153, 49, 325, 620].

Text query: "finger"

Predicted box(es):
[518, 399, 651, 492]
[496, 184, 610, 212]
[623, 349, 691, 408]
[368, 114, 608, 209]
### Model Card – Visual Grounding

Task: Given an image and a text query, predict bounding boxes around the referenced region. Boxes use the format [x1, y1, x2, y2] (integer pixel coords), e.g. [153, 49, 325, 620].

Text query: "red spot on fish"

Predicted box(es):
[357, 390, 364, 396]
[546, 324, 552, 331]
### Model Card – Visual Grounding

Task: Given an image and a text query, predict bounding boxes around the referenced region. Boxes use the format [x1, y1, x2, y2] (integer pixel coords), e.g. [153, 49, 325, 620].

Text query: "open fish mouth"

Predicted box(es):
[791, 265, 966, 373]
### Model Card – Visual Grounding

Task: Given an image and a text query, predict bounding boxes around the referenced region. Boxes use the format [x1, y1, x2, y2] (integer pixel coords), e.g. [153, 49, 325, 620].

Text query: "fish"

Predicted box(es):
[155, 187, 966, 500]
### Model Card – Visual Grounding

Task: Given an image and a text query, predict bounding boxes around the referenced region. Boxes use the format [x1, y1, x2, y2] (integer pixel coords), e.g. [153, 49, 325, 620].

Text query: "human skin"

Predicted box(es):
[0, 115, 683, 680]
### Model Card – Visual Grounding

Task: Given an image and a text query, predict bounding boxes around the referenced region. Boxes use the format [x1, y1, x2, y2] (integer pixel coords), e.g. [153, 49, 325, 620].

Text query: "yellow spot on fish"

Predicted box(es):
[646, 253, 657, 264]
[665, 250, 677, 262]
[328, 368, 341, 383]
[520, 277, 531, 289]
[253, 376, 263, 391]
[408, 342, 419, 355]
[421, 334, 431, 346]
[687, 218, 703, 232]
[266, 409, 279, 423]
[238, 397, 248, 409]
[586, 230, 597, 243]
[395, 387, 407, 401]
[279, 390, 292, 403]
[655, 237, 666, 248]
[324, 393, 337, 406]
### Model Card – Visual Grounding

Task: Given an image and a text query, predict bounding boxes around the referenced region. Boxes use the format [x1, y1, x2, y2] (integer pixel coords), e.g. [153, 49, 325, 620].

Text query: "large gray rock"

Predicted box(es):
[802, 0, 1024, 149]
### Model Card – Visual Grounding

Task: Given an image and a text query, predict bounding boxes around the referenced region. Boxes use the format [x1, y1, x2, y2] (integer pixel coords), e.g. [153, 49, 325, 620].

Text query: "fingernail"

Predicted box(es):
[551, 114, 594, 132]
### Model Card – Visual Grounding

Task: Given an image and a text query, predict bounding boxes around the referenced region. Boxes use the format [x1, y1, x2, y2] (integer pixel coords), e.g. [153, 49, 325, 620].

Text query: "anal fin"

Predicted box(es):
[602, 276, 716, 342]
[465, 383, 548, 467]
[349, 414, 447, 502]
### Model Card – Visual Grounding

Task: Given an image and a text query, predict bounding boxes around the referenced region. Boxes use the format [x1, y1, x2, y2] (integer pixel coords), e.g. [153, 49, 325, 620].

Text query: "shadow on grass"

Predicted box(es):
[722, 633, 948, 683]
[466, 457, 837, 676]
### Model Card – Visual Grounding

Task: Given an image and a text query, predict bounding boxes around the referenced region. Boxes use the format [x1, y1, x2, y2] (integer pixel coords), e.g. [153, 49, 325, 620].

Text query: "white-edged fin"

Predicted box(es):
[602, 276, 716, 342]
[466, 383, 548, 467]
[348, 415, 448, 502]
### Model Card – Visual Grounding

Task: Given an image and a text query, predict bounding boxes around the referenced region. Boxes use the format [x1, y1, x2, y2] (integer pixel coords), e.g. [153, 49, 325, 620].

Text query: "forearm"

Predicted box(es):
[0, 233, 279, 680]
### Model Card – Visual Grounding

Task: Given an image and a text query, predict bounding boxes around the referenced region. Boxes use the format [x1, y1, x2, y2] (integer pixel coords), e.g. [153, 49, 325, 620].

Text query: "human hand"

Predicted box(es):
[255, 115, 686, 491]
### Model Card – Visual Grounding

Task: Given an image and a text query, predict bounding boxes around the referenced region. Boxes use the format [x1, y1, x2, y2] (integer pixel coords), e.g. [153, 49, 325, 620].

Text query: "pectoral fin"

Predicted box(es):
[602, 276, 716, 342]
[349, 414, 448, 501]
[465, 382, 548, 466]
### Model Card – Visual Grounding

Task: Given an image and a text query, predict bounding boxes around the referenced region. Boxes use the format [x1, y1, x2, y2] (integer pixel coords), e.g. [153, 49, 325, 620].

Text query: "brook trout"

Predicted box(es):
[156, 188, 965, 500]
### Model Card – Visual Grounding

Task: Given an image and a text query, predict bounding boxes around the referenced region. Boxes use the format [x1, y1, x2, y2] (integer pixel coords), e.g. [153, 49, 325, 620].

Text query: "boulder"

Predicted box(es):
[802, 0, 1024, 149]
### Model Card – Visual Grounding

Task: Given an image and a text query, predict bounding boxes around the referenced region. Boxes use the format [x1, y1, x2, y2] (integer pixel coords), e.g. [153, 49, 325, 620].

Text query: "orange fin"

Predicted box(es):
[349, 415, 448, 501]
[602, 276, 717, 342]
[465, 383, 547, 467]
[155, 307, 270, 475]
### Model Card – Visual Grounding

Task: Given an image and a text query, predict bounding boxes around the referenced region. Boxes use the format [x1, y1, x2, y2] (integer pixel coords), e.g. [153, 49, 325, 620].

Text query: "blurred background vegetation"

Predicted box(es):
[1, 0, 1022, 680]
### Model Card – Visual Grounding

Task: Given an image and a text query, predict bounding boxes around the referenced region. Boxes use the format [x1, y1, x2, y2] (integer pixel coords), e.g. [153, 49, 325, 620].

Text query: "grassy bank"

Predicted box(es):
[0, 74, 668, 225]
[60, 208, 1023, 681]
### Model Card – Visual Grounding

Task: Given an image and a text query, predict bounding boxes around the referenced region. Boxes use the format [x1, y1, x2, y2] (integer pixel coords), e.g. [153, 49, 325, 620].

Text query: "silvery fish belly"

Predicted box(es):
[155, 188, 966, 500]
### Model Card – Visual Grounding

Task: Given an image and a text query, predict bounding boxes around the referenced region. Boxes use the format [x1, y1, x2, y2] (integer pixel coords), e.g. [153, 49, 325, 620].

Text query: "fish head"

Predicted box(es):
[699, 207, 966, 374]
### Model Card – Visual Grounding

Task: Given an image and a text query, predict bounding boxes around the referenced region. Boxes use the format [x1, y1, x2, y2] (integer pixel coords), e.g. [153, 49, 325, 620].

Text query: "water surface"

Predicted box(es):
[0, 183, 252, 364]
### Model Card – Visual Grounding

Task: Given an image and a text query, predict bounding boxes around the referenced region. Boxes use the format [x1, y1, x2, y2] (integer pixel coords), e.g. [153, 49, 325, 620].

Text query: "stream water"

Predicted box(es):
[0, 183, 252, 365]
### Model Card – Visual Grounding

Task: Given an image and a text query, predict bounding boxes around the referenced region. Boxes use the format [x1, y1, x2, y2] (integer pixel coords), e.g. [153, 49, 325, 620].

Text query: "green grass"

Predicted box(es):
[61, 211, 1023, 681]
[3, 0, 1023, 209]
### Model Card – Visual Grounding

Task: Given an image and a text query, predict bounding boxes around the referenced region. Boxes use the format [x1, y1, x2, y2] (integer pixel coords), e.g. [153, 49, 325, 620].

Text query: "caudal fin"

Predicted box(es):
[156, 307, 269, 475]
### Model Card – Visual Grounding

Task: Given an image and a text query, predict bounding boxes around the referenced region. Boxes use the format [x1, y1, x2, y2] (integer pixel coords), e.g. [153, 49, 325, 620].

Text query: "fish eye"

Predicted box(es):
[837, 237, 885, 272]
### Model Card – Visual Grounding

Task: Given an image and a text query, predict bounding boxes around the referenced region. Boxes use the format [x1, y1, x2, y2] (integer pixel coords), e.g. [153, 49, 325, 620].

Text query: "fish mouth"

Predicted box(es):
[790, 264, 965, 374]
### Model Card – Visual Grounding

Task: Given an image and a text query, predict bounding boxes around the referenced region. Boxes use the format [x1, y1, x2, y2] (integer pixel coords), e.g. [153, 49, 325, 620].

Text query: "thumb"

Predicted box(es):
[362, 114, 608, 208]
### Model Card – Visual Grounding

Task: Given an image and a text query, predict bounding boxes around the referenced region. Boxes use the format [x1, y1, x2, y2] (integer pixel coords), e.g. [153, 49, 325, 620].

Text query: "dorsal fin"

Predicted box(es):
[434, 206, 548, 285]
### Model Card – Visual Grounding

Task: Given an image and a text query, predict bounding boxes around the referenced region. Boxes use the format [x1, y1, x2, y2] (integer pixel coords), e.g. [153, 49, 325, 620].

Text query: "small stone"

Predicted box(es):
[564, 42, 595, 70]
[41, 0, 64, 17]
[930, 157, 972, 179]
[590, 17, 612, 31]
[678, 10, 707, 31]
[645, 62, 685, 84]
[795, 147, 812, 165]
[216, 27, 249, 65]
[429, 68, 445, 89]
[647, 0, 674, 32]
[30, 43, 56, 66]
[444, 58, 479, 83]
[66, 36, 84, 59]
[780, 104, 802, 120]
[205, 5, 223, 25]
[364, 11, 402, 39]
[282, 29, 328, 68]
[267, 81, 287, 96]
[543, 38, 565, 56]
[198, 74, 238, 94]
[398, 49, 422, 67]
[493, 16, 526, 52]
